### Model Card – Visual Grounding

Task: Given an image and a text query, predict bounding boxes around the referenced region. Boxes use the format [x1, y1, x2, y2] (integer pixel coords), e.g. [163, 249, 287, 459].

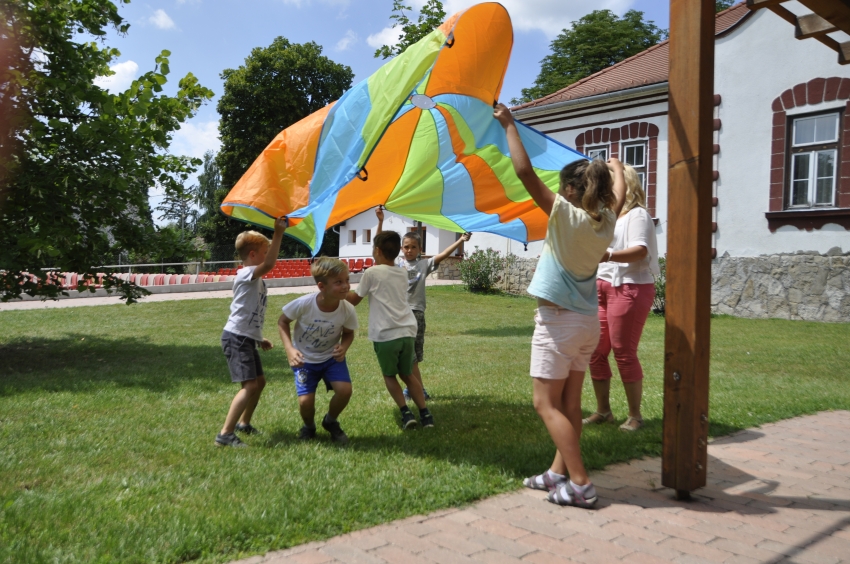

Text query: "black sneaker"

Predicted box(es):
[322, 414, 349, 445]
[215, 432, 247, 448]
[401, 410, 419, 430]
[420, 412, 435, 428]
[298, 425, 317, 440]
[235, 423, 260, 435]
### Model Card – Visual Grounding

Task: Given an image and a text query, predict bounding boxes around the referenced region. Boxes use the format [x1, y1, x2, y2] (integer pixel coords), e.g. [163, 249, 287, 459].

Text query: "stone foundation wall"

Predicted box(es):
[711, 249, 850, 322]
[429, 256, 462, 280]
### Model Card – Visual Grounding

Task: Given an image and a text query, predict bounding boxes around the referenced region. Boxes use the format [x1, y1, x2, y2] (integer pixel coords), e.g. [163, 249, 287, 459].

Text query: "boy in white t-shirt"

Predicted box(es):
[346, 231, 433, 430]
[278, 257, 358, 444]
[216, 217, 288, 448]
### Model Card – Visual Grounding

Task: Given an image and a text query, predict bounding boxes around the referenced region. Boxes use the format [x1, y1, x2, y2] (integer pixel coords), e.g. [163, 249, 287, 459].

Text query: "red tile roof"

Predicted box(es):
[513, 3, 751, 111]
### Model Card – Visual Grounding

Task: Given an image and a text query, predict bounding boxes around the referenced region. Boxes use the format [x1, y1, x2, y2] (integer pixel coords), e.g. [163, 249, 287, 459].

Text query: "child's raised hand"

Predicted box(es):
[607, 157, 624, 173]
[461, 232, 472, 242]
[493, 103, 514, 129]
[274, 216, 289, 231]
[260, 338, 274, 351]
[375, 206, 384, 222]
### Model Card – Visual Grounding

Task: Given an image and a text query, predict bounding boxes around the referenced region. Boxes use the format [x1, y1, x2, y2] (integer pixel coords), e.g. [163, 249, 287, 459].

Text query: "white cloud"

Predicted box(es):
[443, 0, 633, 38]
[366, 26, 402, 49]
[94, 60, 139, 93]
[170, 120, 221, 161]
[149, 9, 176, 30]
[335, 30, 357, 51]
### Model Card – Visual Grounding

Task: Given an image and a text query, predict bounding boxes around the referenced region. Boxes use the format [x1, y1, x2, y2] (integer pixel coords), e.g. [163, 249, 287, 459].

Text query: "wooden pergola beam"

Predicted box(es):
[663, 0, 715, 498]
[750, 1, 850, 65]
[796, 13, 839, 38]
[797, 0, 850, 36]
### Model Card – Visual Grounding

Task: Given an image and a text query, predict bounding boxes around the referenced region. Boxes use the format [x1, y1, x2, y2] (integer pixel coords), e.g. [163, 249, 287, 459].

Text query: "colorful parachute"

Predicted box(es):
[221, 2, 585, 253]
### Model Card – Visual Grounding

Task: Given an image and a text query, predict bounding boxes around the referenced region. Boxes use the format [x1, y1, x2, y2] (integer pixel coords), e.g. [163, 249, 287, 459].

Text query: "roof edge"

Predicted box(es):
[513, 82, 668, 118]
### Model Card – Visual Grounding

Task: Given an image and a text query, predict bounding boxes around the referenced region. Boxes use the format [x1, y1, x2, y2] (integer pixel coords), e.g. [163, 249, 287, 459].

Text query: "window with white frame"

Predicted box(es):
[622, 142, 647, 189]
[788, 112, 840, 208]
[586, 145, 608, 161]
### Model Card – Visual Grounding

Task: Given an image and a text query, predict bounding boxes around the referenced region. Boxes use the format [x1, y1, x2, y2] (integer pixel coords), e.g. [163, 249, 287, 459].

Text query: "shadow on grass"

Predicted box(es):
[458, 326, 533, 337]
[0, 335, 245, 395]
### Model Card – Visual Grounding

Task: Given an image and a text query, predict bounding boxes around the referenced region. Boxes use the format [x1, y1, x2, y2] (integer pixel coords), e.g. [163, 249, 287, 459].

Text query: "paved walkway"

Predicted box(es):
[232, 411, 850, 564]
[0, 279, 463, 311]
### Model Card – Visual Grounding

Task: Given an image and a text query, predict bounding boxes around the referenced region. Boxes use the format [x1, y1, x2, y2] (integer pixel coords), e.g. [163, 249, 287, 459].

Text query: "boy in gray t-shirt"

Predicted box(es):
[375, 206, 471, 399]
[216, 217, 287, 448]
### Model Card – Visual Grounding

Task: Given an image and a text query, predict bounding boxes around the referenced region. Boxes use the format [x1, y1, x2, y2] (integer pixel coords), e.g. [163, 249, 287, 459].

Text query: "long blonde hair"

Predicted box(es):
[622, 164, 647, 214]
[559, 159, 615, 221]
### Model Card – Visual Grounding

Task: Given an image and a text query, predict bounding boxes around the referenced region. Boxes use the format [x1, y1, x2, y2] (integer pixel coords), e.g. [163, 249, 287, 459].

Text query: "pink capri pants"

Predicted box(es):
[589, 280, 655, 383]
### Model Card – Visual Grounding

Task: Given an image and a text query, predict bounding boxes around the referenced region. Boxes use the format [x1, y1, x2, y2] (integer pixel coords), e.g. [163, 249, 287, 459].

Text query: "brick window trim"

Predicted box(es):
[575, 122, 659, 217]
[769, 77, 850, 232]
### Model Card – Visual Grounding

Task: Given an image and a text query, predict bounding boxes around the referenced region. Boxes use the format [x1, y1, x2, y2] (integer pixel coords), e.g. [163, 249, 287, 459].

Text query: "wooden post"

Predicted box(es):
[663, 0, 715, 498]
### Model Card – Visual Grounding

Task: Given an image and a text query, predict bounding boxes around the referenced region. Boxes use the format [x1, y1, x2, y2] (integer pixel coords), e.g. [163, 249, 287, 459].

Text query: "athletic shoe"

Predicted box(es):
[322, 414, 349, 445]
[298, 425, 317, 440]
[215, 432, 247, 448]
[401, 410, 419, 430]
[547, 482, 598, 508]
[523, 472, 566, 492]
[235, 423, 260, 435]
[402, 388, 432, 400]
[420, 412, 435, 428]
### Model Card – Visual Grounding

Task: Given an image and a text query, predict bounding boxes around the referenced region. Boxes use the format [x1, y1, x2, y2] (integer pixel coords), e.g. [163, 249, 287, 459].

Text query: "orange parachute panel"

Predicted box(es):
[426, 3, 513, 104]
[223, 103, 334, 217]
[325, 109, 421, 226]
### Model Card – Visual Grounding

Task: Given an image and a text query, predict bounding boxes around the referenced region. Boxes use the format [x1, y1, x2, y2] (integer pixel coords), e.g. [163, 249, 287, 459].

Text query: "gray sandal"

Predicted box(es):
[523, 472, 565, 492]
[582, 411, 614, 425]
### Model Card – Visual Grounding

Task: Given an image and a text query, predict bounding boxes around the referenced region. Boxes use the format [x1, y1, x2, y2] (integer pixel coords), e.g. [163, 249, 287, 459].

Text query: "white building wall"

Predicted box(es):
[715, 8, 850, 256]
[339, 211, 415, 258]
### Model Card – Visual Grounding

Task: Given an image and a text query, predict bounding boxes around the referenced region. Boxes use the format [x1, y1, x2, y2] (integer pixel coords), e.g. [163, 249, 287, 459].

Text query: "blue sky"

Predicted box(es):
[92, 0, 669, 211]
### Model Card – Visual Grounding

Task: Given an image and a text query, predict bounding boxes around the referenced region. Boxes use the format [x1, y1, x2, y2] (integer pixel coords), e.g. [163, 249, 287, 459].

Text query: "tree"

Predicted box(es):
[374, 0, 446, 59]
[514, 10, 667, 104]
[207, 37, 353, 259]
[0, 0, 213, 303]
[196, 150, 220, 222]
[715, 0, 735, 12]
[156, 182, 198, 239]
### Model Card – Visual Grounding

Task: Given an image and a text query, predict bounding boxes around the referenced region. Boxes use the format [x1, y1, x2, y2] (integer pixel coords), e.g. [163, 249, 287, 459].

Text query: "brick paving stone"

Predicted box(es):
[469, 549, 524, 564]
[466, 532, 537, 557]
[424, 531, 488, 555]
[658, 538, 732, 562]
[645, 522, 716, 544]
[612, 534, 685, 561]
[375, 528, 439, 553]
[569, 548, 634, 564]
[229, 556, 265, 564]
[708, 537, 786, 560]
[288, 552, 337, 564]
[346, 536, 389, 551]
[419, 546, 478, 564]
[468, 518, 531, 540]
[515, 533, 587, 558]
[319, 545, 384, 564]
[621, 551, 677, 564]
[520, 551, 578, 564]
[446, 510, 482, 525]
[601, 520, 669, 543]
[566, 533, 634, 558]
[511, 517, 575, 540]
[371, 545, 434, 564]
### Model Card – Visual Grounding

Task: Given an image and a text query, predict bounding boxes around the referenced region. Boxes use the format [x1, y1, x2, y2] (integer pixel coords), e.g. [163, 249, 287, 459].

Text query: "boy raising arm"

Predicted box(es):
[278, 258, 358, 445]
[216, 217, 287, 448]
[375, 206, 471, 399]
[346, 230, 433, 430]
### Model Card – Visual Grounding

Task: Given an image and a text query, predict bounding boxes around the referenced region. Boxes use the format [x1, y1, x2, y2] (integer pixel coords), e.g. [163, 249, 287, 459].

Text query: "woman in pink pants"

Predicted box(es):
[584, 165, 659, 431]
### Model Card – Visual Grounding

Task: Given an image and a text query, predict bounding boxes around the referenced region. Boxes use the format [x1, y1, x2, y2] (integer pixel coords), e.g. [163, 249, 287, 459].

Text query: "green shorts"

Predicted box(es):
[373, 337, 415, 377]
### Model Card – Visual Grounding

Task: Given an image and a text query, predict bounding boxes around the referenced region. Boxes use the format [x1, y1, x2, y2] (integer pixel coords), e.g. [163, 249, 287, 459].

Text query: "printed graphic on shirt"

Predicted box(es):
[296, 317, 339, 351]
[247, 284, 268, 330]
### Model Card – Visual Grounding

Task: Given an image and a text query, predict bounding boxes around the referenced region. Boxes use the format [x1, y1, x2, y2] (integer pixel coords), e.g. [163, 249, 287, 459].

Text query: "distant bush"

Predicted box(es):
[459, 247, 514, 293]
[653, 255, 666, 315]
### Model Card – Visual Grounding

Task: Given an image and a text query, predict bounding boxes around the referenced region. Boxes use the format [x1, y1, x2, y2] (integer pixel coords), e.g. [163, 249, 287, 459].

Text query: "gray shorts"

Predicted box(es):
[413, 309, 426, 363]
[221, 330, 263, 382]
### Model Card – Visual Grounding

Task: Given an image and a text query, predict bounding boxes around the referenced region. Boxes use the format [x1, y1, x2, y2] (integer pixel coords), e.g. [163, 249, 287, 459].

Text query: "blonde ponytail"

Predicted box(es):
[622, 164, 647, 213]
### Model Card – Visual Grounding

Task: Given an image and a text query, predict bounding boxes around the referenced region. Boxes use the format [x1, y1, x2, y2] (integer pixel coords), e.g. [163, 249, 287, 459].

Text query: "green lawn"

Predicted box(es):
[1, 286, 848, 564]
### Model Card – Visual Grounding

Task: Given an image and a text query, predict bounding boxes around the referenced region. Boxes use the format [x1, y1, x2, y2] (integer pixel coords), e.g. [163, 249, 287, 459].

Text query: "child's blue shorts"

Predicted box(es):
[294, 358, 351, 396]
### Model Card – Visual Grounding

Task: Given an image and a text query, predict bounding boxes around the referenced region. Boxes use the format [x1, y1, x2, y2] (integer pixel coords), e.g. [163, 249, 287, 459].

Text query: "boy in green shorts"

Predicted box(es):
[346, 231, 433, 429]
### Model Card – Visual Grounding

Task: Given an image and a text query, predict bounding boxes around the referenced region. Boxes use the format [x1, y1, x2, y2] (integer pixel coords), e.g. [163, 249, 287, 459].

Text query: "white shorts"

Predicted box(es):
[530, 307, 600, 379]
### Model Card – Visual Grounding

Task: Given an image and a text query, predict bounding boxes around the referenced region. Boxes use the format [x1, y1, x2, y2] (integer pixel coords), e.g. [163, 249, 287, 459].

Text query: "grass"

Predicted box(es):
[0, 285, 848, 563]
